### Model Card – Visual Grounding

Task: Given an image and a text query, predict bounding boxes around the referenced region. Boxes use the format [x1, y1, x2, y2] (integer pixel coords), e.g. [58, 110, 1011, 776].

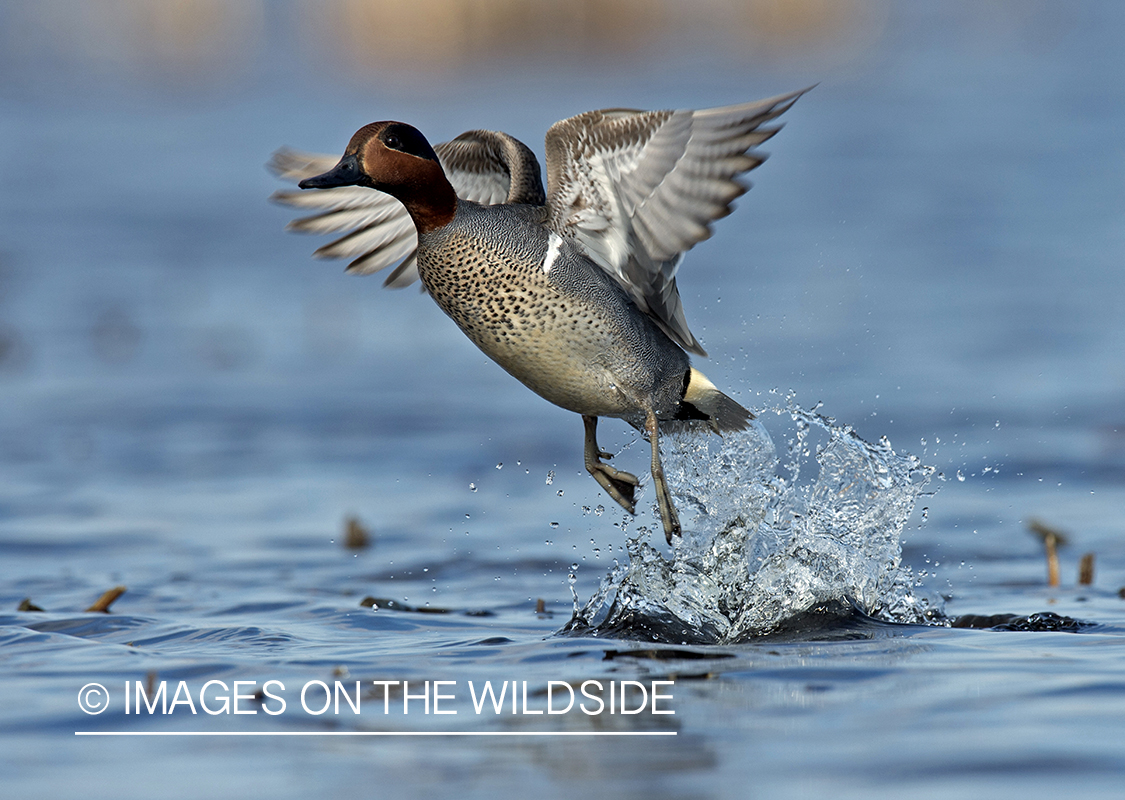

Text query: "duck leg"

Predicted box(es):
[583, 415, 638, 513]
[645, 409, 681, 544]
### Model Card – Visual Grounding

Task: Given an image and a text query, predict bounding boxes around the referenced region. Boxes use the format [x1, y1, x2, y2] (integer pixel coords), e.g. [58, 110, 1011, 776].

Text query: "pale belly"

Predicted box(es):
[442, 287, 642, 419]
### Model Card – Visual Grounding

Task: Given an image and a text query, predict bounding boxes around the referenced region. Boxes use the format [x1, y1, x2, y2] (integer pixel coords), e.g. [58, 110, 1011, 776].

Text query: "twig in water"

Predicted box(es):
[86, 586, 127, 613]
[1078, 553, 1095, 586]
[344, 515, 372, 549]
[1027, 520, 1068, 588]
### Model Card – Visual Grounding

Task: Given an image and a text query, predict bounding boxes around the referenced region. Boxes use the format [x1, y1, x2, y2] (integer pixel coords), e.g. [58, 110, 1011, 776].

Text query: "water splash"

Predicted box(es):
[567, 401, 941, 643]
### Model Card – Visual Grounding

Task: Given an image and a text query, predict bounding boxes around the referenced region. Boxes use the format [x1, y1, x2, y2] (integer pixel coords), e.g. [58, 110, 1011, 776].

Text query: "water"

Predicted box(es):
[570, 404, 938, 643]
[3, 2, 1125, 798]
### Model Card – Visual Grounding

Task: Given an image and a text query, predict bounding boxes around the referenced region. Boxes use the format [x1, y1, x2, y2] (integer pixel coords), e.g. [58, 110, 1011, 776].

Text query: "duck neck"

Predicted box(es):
[391, 163, 458, 235]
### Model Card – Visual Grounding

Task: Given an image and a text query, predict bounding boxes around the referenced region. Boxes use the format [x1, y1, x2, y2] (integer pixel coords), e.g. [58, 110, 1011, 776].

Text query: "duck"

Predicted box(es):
[271, 88, 807, 544]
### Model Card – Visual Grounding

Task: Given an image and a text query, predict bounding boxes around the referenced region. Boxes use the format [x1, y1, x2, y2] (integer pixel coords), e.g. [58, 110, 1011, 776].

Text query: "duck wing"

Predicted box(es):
[270, 131, 545, 287]
[543, 88, 809, 356]
[270, 148, 420, 285]
[435, 130, 546, 206]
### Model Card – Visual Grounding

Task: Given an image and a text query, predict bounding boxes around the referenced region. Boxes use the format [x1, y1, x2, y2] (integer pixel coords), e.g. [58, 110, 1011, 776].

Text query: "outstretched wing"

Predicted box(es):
[270, 131, 545, 287]
[543, 88, 809, 356]
[435, 130, 546, 207]
[270, 148, 420, 285]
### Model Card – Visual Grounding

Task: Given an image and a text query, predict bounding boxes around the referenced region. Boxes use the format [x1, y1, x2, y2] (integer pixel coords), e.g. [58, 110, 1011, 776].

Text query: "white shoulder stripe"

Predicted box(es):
[542, 232, 564, 275]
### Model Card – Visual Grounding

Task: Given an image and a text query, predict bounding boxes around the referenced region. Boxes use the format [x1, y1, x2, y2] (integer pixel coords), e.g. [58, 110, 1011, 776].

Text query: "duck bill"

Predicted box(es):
[299, 153, 362, 189]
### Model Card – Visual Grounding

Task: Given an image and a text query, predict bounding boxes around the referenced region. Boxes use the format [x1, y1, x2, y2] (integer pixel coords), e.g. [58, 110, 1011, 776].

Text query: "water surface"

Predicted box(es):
[2, 3, 1124, 798]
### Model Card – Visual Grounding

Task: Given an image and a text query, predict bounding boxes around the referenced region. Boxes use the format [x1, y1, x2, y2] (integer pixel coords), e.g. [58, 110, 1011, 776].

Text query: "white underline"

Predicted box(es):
[76, 730, 676, 737]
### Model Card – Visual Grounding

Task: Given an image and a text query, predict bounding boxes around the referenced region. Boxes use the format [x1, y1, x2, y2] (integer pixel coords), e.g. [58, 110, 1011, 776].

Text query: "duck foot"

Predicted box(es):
[645, 410, 681, 544]
[583, 415, 638, 513]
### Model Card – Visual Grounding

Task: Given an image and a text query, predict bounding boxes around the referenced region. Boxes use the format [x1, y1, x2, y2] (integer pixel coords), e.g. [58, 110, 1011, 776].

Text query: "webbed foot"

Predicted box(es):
[582, 415, 638, 513]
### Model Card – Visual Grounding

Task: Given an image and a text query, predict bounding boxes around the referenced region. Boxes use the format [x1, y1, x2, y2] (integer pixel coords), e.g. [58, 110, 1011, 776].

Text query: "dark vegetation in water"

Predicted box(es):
[564, 597, 1100, 643]
[949, 612, 1097, 633]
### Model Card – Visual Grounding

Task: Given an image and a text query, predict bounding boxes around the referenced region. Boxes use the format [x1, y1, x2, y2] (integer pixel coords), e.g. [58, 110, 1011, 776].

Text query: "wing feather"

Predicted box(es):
[544, 88, 809, 354]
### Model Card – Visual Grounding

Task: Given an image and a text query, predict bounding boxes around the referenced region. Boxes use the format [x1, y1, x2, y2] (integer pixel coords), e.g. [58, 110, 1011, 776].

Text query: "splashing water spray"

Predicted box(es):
[566, 396, 941, 643]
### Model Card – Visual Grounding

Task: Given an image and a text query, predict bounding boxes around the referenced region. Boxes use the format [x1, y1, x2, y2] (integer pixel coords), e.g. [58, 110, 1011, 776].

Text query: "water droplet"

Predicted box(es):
[956, 470, 965, 482]
[469, 482, 477, 492]
[594, 505, 605, 516]
[556, 490, 564, 497]
[465, 513, 471, 519]
[495, 462, 503, 470]
[545, 470, 555, 485]
[549, 522, 559, 529]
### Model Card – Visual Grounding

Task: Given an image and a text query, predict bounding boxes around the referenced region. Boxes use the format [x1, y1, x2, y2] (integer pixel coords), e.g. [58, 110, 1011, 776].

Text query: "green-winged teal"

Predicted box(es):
[272, 89, 807, 543]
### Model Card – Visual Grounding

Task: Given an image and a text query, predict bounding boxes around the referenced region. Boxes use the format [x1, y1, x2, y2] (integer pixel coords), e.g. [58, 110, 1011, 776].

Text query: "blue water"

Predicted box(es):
[2, 3, 1125, 798]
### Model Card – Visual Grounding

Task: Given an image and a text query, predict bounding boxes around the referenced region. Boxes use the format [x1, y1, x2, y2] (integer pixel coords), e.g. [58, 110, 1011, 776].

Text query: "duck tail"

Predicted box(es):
[679, 368, 753, 434]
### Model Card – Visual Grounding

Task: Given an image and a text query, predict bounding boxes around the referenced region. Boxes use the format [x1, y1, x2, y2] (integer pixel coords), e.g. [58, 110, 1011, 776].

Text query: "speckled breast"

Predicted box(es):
[414, 203, 670, 419]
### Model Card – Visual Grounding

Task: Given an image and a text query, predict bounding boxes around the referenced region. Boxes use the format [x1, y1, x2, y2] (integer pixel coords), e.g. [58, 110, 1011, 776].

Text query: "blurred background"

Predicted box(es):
[0, 0, 1122, 581]
[3, 4, 1125, 797]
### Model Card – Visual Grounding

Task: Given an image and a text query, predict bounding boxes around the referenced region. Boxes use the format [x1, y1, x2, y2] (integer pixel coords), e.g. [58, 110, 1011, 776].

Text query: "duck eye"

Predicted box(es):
[384, 134, 402, 150]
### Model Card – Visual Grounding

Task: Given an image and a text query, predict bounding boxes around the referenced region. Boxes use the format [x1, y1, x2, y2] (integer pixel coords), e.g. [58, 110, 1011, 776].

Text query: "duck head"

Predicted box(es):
[300, 121, 456, 234]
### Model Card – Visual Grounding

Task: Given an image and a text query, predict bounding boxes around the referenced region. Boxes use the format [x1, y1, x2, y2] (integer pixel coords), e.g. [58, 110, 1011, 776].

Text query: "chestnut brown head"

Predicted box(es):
[300, 121, 456, 233]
